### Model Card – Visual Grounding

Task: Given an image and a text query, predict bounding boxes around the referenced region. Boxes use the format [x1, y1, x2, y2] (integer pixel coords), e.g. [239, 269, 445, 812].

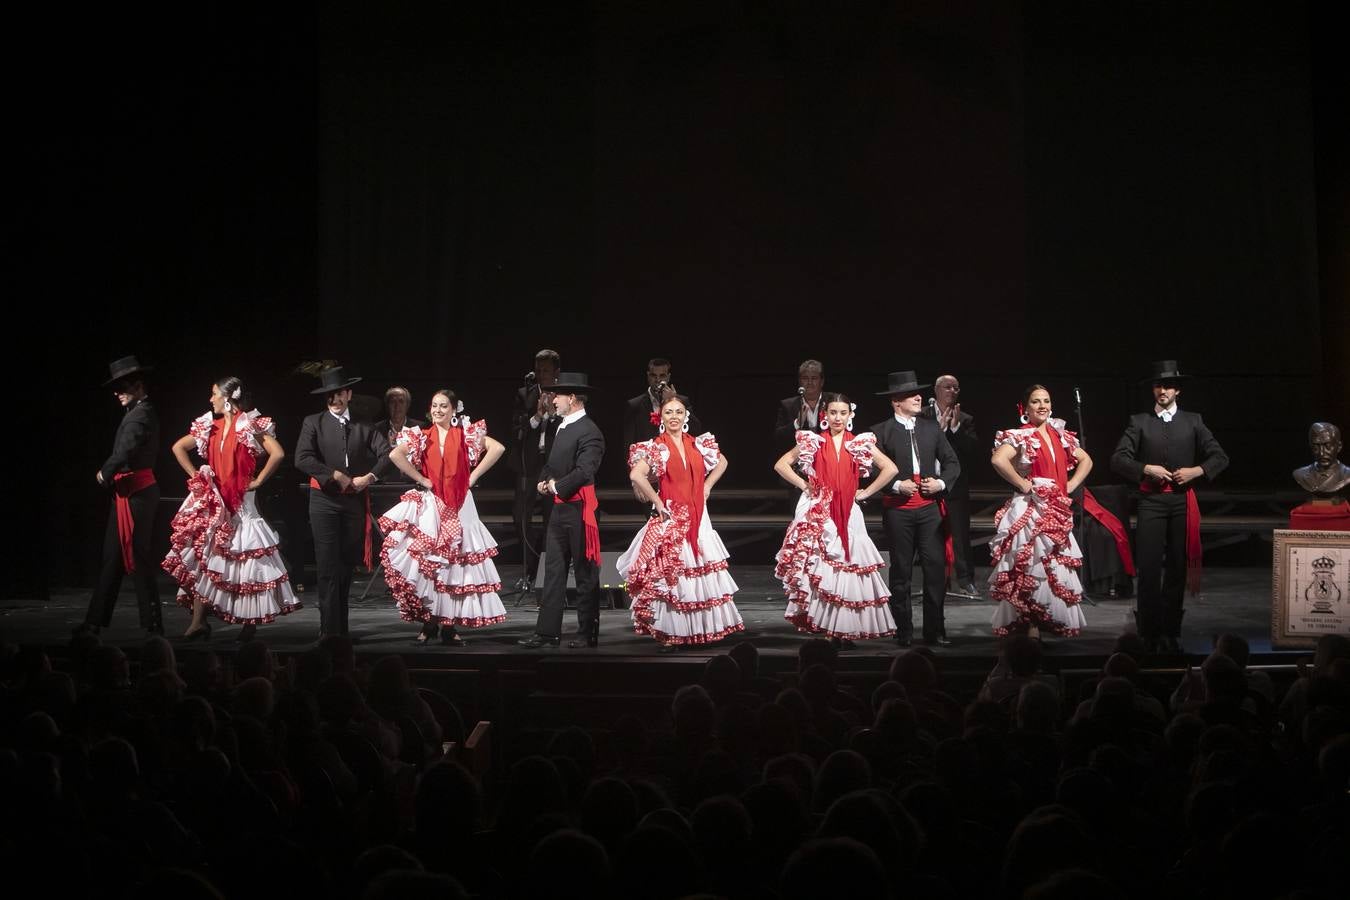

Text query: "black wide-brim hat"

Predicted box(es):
[875, 370, 931, 396]
[103, 355, 154, 387]
[549, 372, 595, 393]
[310, 366, 363, 395]
[1138, 359, 1191, 384]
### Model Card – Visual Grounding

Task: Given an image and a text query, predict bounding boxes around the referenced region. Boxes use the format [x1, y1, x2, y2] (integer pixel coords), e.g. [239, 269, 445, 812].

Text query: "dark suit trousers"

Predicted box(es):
[309, 490, 366, 635]
[535, 500, 599, 637]
[87, 485, 162, 630]
[1135, 492, 1188, 637]
[883, 504, 946, 640]
[512, 474, 554, 580]
[946, 495, 974, 585]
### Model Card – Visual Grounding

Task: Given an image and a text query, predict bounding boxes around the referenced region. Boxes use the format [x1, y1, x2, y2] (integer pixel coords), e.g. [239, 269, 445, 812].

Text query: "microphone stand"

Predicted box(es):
[504, 376, 542, 606]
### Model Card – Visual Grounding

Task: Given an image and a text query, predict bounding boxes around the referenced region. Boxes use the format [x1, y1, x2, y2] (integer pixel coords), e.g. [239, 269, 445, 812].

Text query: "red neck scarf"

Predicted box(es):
[658, 431, 707, 558]
[207, 417, 256, 515]
[815, 430, 858, 560]
[424, 425, 469, 513]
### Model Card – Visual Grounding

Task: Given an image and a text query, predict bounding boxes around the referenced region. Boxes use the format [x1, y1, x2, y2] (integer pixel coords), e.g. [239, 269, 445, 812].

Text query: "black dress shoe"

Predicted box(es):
[925, 636, 953, 648]
[519, 634, 560, 649]
[568, 619, 599, 649]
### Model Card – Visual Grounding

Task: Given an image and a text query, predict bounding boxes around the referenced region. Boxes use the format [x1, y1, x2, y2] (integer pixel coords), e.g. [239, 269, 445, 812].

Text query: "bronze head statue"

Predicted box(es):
[1293, 422, 1350, 498]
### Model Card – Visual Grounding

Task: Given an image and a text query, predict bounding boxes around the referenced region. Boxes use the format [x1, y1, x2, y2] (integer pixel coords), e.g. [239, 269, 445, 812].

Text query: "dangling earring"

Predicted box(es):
[1018, 403, 1028, 425]
[682, 417, 689, 433]
[223, 400, 233, 414]
[846, 403, 856, 432]
[820, 417, 829, 431]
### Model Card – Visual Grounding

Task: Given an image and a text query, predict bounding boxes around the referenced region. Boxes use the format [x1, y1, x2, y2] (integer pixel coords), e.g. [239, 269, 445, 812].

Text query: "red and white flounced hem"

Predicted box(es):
[988, 479, 1086, 637]
[618, 502, 745, 646]
[162, 468, 301, 625]
[378, 488, 507, 627]
[776, 489, 895, 641]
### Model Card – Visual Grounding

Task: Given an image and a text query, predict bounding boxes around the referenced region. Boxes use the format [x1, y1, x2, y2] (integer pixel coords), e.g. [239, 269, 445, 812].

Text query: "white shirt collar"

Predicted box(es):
[557, 408, 587, 429]
[894, 413, 916, 430]
[329, 409, 350, 425]
[1154, 403, 1179, 422]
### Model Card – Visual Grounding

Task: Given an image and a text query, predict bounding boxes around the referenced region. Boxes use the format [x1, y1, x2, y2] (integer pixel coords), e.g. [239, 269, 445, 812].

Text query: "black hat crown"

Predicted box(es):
[1141, 360, 1189, 383]
[875, 370, 931, 396]
[310, 366, 363, 395]
[550, 372, 594, 393]
[103, 355, 153, 387]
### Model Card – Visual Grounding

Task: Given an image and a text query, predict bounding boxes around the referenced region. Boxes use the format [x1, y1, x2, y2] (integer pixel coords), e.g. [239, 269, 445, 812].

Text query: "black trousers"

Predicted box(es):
[534, 500, 599, 638]
[1135, 491, 1188, 638]
[87, 484, 162, 631]
[309, 489, 366, 636]
[512, 471, 554, 580]
[946, 495, 974, 585]
[883, 503, 946, 640]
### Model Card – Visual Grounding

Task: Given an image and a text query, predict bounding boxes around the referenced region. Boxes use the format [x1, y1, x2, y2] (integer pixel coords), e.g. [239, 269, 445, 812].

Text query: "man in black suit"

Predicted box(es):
[870, 371, 961, 647]
[373, 385, 417, 485]
[84, 356, 163, 635]
[294, 367, 394, 638]
[923, 374, 980, 597]
[774, 358, 826, 450]
[622, 356, 702, 451]
[1110, 360, 1228, 653]
[510, 349, 562, 584]
[520, 373, 606, 649]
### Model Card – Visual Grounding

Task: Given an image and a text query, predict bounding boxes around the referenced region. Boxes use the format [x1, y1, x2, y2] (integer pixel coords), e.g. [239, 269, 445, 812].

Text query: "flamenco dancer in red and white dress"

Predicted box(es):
[163, 376, 300, 641]
[988, 384, 1094, 639]
[773, 393, 899, 646]
[379, 389, 508, 645]
[619, 396, 744, 651]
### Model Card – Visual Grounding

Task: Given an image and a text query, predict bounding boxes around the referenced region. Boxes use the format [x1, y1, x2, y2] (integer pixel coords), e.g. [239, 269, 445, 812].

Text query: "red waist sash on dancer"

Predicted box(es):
[556, 485, 601, 564]
[881, 473, 936, 511]
[1140, 479, 1201, 593]
[310, 476, 375, 568]
[113, 469, 156, 573]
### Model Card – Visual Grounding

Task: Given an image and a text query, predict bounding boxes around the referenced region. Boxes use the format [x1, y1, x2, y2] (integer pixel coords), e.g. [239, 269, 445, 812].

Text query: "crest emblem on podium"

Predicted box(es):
[1305, 556, 1342, 614]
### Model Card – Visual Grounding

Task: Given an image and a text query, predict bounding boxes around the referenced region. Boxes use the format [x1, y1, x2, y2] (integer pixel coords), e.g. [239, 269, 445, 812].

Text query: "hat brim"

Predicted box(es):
[1137, 373, 1190, 385]
[310, 377, 362, 394]
[103, 366, 153, 387]
[875, 383, 930, 396]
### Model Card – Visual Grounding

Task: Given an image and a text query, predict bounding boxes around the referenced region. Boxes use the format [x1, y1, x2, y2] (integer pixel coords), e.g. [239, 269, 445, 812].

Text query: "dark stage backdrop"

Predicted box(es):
[14, 1, 1340, 594]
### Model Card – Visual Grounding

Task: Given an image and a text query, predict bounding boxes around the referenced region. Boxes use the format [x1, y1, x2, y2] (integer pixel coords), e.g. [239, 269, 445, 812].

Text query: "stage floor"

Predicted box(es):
[4, 563, 1292, 663]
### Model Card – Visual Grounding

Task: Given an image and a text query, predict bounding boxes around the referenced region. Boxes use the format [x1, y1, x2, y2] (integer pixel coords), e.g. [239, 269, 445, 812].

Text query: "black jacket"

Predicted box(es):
[920, 404, 979, 499]
[100, 398, 159, 484]
[294, 411, 394, 493]
[541, 413, 606, 500]
[869, 416, 961, 499]
[1110, 410, 1228, 490]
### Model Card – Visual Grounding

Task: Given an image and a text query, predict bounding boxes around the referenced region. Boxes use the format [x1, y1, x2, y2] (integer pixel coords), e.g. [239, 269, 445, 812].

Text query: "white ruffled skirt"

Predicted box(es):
[988, 478, 1087, 636]
[776, 490, 895, 640]
[618, 502, 744, 646]
[378, 489, 506, 627]
[163, 468, 301, 625]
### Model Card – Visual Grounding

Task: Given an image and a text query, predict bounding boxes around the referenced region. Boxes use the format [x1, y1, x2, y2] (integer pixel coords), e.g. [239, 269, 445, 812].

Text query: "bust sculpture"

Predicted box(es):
[1293, 422, 1350, 499]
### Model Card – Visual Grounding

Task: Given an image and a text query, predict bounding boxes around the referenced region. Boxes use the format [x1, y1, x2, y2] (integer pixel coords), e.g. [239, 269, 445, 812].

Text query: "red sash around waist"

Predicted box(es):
[1140, 479, 1201, 594]
[555, 484, 601, 565]
[113, 469, 156, 573]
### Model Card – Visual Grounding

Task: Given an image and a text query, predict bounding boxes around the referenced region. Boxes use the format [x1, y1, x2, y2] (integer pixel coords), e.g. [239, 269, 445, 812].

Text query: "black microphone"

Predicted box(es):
[1074, 386, 1082, 405]
[798, 386, 806, 397]
[927, 397, 936, 408]
[524, 371, 537, 384]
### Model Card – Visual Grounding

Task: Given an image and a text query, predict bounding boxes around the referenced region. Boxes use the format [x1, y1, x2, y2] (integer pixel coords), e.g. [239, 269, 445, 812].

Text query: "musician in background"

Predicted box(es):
[511, 349, 561, 584]
[375, 386, 416, 485]
[622, 356, 703, 451]
[775, 359, 825, 449]
[923, 374, 980, 596]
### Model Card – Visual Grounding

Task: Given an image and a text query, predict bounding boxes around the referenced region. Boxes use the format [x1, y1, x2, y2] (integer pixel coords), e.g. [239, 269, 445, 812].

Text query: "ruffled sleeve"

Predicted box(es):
[238, 410, 277, 458]
[463, 418, 488, 466]
[845, 432, 877, 478]
[994, 427, 1035, 472]
[188, 412, 214, 458]
[395, 426, 428, 471]
[692, 432, 720, 474]
[628, 439, 666, 480]
[795, 430, 823, 478]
